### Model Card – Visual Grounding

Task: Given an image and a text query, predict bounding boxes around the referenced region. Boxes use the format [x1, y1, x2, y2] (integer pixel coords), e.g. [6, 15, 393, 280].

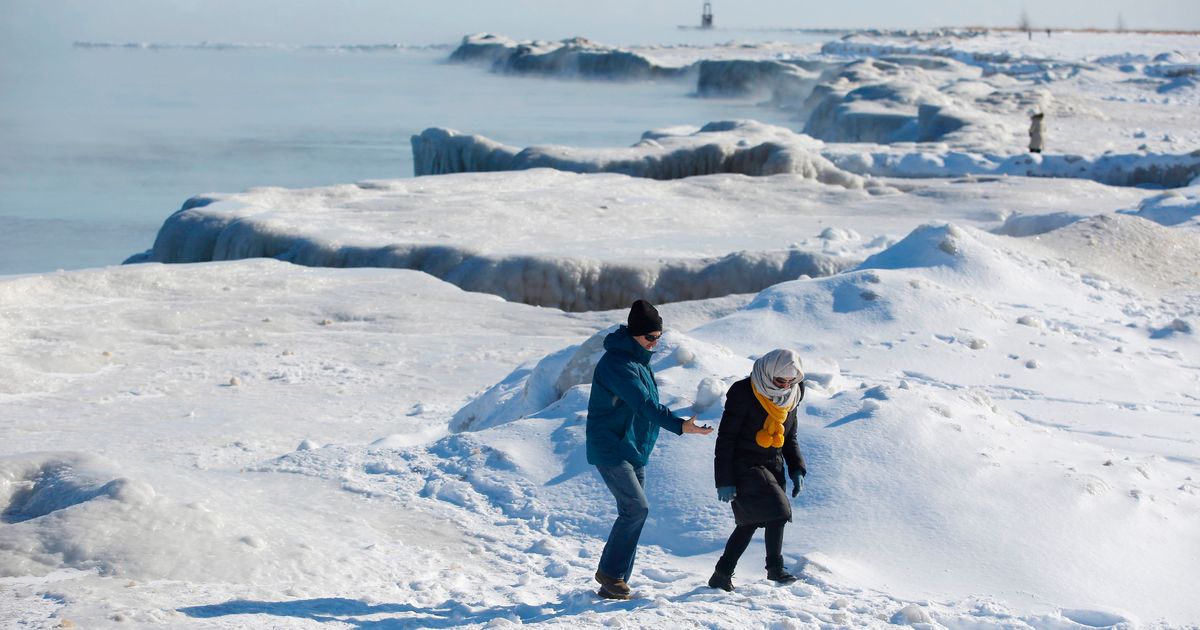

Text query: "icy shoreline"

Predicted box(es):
[413, 120, 1200, 187]
[6, 27, 1200, 629]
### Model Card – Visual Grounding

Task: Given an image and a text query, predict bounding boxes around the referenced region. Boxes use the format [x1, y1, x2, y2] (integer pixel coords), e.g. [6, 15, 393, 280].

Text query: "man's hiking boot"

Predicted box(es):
[594, 570, 631, 599]
[707, 570, 734, 592]
[597, 586, 632, 600]
[767, 567, 798, 584]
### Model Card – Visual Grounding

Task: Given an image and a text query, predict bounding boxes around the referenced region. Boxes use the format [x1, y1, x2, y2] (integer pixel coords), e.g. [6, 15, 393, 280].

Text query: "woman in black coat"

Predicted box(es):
[708, 348, 807, 592]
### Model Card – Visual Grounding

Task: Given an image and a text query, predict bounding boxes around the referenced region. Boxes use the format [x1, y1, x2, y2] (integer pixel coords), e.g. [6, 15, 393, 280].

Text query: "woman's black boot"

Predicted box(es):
[766, 555, 798, 584]
[707, 569, 734, 592]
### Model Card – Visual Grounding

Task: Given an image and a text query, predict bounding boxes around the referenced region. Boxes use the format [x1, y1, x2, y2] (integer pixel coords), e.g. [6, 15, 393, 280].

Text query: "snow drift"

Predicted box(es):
[1124, 186, 1200, 229]
[0, 452, 247, 581]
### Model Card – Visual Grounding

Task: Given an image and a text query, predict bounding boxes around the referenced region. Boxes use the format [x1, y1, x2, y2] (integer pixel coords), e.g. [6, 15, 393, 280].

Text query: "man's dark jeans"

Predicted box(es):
[596, 461, 648, 583]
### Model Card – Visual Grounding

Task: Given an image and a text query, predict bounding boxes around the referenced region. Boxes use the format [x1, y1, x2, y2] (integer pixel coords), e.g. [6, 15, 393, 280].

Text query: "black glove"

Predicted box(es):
[791, 472, 804, 497]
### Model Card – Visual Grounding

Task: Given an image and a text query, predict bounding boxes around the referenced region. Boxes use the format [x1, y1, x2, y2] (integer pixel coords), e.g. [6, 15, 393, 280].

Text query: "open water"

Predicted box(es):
[0, 32, 834, 274]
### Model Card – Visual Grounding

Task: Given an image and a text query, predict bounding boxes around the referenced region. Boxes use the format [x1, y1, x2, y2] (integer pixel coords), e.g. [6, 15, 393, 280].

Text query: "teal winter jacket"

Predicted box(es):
[585, 326, 685, 467]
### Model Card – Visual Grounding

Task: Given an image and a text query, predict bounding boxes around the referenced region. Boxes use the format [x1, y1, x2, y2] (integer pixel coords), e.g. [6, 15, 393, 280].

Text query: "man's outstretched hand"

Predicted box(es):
[682, 417, 713, 435]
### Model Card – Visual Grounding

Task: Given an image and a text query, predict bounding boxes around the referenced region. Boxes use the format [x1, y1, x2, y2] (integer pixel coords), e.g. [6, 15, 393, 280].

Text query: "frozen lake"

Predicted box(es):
[0, 33, 831, 275]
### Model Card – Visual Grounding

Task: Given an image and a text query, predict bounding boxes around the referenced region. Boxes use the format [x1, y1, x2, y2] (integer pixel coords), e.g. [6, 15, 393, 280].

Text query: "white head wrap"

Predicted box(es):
[750, 348, 804, 408]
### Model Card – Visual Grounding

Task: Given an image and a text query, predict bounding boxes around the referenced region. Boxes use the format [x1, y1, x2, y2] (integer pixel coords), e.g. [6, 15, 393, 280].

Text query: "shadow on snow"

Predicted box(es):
[177, 590, 714, 627]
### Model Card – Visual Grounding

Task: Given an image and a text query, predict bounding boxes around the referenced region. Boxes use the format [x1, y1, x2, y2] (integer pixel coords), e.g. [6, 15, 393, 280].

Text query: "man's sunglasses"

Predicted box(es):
[772, 376, 799, 387]
[642, 333, 662, 342]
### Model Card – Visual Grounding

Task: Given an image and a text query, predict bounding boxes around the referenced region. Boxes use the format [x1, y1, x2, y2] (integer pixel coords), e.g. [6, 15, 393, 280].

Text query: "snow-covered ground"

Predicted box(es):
[4, 29, 1200, 629]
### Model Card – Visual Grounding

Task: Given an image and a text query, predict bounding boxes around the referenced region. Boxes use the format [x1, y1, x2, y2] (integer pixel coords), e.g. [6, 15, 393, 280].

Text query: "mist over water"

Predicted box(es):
[0, 30, 833, 275]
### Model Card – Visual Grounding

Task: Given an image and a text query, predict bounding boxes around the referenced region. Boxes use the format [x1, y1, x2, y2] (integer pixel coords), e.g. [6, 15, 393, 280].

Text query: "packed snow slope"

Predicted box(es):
[126, 166, 1157, 311]
[0, 260, 630, 626]
[6, 209, 1199, 626]
[439, 31, 1200, 187]
[440, 216, 1200, 624]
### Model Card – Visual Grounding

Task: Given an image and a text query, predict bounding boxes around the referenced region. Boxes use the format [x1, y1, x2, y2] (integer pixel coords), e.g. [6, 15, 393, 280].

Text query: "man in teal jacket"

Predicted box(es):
[587, 299, 713, 599]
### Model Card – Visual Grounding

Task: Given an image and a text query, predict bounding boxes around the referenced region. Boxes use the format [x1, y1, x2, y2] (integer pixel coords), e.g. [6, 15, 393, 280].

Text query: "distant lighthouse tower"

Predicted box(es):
[701, 2, 714, 28]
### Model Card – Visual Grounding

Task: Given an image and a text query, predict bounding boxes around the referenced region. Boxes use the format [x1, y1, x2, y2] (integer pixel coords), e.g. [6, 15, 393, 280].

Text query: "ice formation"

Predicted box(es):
[415, 119, 1200, 188]
[438, 33, 1200, 188]
[125, 169, 865, 311]
[449, 33, 688, 80]
[412, 120, 870, 188]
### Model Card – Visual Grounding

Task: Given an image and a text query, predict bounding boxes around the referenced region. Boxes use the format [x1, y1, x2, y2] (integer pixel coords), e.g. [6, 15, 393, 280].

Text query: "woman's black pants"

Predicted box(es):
[715, 518, 788, 575]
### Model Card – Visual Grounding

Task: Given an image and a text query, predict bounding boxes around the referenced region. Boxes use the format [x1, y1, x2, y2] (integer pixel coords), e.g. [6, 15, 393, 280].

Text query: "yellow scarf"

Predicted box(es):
[752, 381, 794, 448]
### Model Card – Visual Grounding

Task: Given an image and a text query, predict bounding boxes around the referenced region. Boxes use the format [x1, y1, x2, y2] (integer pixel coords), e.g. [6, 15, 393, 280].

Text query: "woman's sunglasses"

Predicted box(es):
[772, 376, 799, 388]
[642, 333, 662, 342]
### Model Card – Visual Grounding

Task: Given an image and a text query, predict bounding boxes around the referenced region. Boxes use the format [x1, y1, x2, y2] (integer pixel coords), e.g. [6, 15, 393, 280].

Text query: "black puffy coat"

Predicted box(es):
[714, 378, 806, 526]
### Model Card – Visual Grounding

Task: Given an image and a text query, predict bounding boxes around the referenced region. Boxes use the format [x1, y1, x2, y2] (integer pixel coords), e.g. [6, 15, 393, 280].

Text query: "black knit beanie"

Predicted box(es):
[627, 299, 663, 337]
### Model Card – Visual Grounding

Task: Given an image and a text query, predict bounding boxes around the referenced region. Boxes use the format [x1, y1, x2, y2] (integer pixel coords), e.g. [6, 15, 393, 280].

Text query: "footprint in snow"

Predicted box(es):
[1061, 608, 1132, 628]
[640, 567, 688, 583]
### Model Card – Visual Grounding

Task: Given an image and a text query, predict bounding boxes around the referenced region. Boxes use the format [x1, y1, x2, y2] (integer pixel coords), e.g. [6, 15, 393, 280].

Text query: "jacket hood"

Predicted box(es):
[603, 325, 652, 365]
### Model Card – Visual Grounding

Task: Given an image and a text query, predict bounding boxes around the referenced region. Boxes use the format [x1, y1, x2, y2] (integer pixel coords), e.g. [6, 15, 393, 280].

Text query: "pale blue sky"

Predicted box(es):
[4, 0, 1198, 47]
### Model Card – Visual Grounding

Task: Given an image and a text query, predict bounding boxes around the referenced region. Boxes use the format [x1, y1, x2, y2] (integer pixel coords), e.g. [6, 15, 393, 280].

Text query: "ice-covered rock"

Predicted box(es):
[413, 120, 869, 190]
[449, 33, 689, 81]
[125, 167, 864, 311]
[826, 147, 1200, 188]
[409, 128, 519, 175]
[696, 58, 824, 102]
